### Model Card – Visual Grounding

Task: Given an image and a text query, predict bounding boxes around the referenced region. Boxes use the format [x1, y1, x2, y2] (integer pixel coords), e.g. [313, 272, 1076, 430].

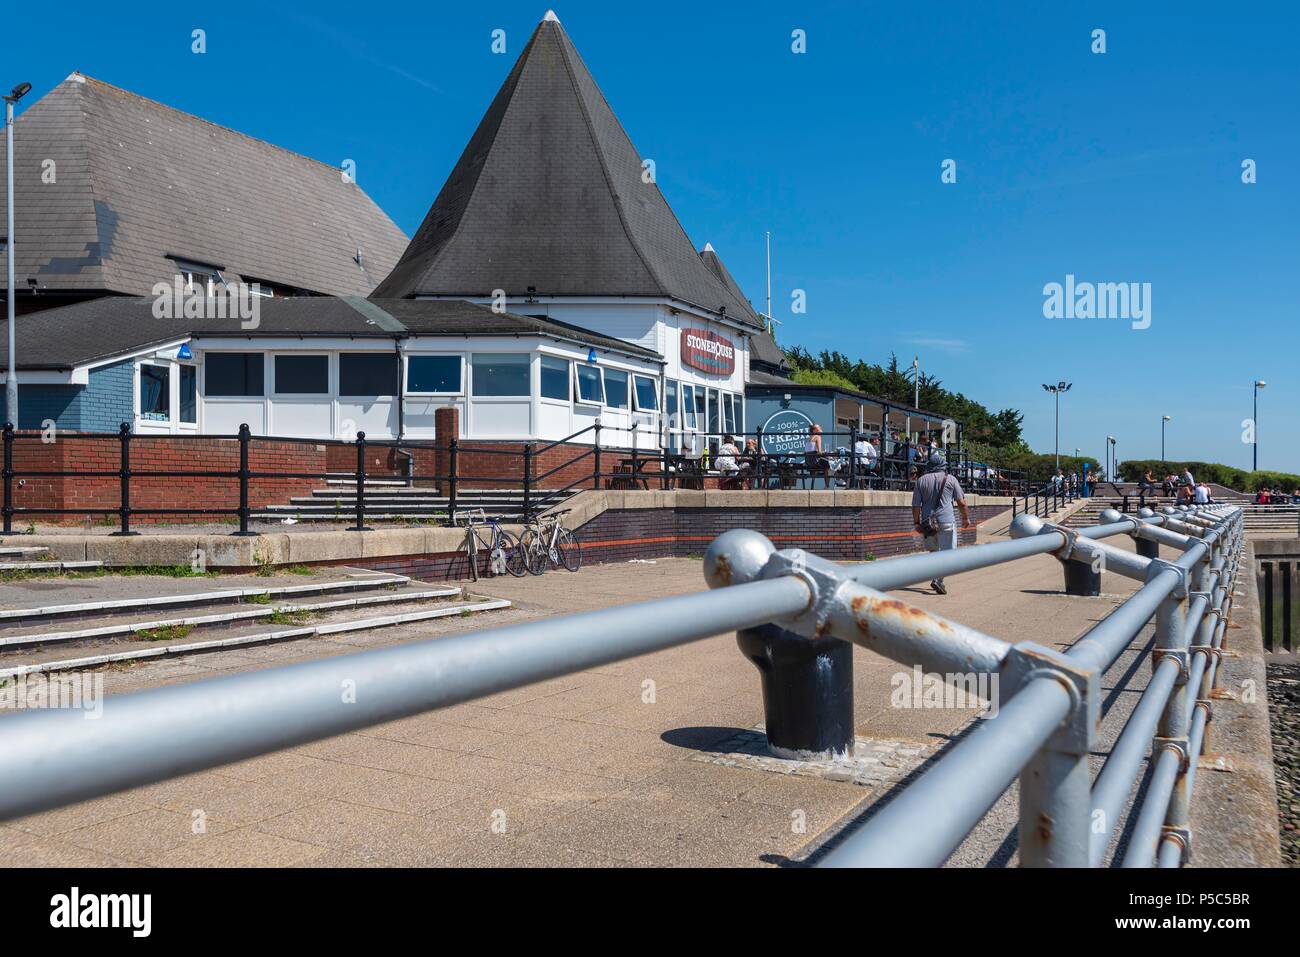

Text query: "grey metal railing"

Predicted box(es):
[0, 503, 1242, 868]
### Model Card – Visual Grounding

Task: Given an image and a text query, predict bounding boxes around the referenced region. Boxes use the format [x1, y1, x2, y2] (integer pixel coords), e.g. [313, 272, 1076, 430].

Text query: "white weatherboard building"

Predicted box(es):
[3, 12, 763, 452]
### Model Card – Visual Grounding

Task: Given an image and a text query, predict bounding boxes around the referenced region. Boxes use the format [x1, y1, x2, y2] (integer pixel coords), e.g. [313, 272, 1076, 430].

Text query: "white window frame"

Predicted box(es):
[574, 363, 605, 406]
[603, 367, 630, 412]
[632, 374, 659, 413]
[338, 351, 401, 400]
[270, 352, 331, 398]
[537, 354, 572, 404]
[137, 361, 172, 424]
[404, 353, 466, 397]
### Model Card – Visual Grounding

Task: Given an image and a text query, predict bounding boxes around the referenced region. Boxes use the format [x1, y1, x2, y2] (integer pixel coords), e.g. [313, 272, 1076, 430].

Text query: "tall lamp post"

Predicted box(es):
[1253, 380, 1266, 471]
[1161, 415, 1171, 464]
[4, 81, 32, 429]
[1042, 381, 1072, 471]
[1106, 435, 1116, 481]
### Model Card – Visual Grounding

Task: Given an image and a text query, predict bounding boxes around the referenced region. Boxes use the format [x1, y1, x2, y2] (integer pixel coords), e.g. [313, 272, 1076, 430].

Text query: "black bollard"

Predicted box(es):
[736, 624, 855, 759]
[1135, 537, 1159, 560]
[1060, 556, 1102, 596]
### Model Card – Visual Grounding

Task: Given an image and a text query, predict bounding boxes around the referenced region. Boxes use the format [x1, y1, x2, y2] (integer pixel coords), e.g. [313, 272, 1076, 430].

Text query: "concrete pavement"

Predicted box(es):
[0, 535, 1280, 867]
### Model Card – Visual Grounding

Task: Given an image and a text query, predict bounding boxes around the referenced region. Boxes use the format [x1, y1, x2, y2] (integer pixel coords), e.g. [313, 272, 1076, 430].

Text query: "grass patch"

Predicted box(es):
[136, 624, 194, 642]
[118, 565, 217, 579]
[284, 565, 316, 576]
[685, 552, 704, 561]
[245, 593, 273, 605]
[267, 608, 312, 627]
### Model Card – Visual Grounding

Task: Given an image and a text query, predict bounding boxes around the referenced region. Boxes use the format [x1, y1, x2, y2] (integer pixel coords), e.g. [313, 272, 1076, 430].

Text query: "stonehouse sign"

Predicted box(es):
[680, 328, 736, 376]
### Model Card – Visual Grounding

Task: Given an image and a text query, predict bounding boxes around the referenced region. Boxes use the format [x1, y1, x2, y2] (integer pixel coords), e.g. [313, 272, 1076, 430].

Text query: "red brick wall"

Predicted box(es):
[6, 432, 327, 524]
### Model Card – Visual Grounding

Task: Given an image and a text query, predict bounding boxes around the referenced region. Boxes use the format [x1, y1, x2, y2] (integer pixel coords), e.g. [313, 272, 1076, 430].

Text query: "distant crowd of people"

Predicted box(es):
[1134, 466, 1300, 506]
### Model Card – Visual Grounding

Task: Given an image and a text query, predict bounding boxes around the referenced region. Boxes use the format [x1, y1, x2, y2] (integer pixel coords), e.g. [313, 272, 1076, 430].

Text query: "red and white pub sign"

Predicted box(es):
[680, 328, 736, 376]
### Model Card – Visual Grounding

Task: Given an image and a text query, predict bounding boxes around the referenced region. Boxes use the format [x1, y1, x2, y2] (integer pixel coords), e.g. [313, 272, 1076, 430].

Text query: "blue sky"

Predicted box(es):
[11, 1, 1299, 470]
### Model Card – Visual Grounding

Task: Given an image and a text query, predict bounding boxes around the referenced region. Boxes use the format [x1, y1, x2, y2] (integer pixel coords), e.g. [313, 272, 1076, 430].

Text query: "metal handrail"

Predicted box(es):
[0, 504, 1242, 870]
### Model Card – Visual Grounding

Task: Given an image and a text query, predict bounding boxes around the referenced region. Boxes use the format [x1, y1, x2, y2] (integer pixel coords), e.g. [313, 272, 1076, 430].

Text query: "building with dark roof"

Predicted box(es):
[2, 12, 768, 449]
[0, 72, 409, 313]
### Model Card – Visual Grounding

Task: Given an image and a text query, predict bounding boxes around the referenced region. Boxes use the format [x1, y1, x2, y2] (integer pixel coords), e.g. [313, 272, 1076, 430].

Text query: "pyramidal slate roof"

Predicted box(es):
[373, 13, 761, 327]
[0, 73, 409, 297]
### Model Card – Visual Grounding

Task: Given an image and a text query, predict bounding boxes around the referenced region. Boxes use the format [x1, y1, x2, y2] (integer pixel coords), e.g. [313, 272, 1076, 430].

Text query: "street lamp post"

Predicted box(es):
[1161, 415, 1171, 464]
[1042, 382, 1072, 471]
[1106, 435, 1116, 481]
[4, 81, 33, 430]
[1253, 380, 1266, 471]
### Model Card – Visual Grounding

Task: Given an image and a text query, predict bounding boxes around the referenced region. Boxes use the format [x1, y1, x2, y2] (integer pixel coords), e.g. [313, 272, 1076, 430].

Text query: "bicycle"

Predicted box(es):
[519, 509, 582, 575]
[454, 507, 527, 581]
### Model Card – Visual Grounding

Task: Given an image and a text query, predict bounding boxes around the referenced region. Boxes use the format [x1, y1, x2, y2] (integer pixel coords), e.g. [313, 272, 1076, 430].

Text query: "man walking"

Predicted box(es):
[912, 451, 971, 595]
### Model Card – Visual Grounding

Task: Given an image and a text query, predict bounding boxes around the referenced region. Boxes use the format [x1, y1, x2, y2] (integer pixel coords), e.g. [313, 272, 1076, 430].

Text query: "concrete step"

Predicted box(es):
[0, 592, 512, 678]
[0, 560, 104, 574]
[0, 546, 53, 560]
[0, 585, 463, 650]
[0, 573, 411, 626]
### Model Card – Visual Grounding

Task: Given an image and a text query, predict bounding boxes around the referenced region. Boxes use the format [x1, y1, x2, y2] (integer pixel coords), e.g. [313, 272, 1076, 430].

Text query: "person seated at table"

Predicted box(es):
[738, 438, 760, 488]
[1291, 487, 1300, 505]
[803, 425, 830, 489]
[1139, 469, 1155, 494]
[1256, 486, 1272, 505]
[1176, 484, 1195, 507]
[716, 435, 741, 486]
[854, 433, 878, 484]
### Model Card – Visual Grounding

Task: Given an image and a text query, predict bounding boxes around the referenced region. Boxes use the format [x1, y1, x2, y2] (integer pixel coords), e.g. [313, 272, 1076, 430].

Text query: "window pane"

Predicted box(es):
[141, 365, 170, 420]
[179, 366, 197, 423]
[205, 353, 264, 397]
[633, 375, 658, 411]
[275, 355, 329, 394]
[407, 355, 462, 394]
[540, 356, 570, 401]
[707, 388, 720, 434]
[665, 380, 679, 429]
[723, 392, 737, 432]
[575, 364, 604, 404]
[604, 369, 628, 409]
[471, 353, 530, 397]
[340, 353, 399, 396]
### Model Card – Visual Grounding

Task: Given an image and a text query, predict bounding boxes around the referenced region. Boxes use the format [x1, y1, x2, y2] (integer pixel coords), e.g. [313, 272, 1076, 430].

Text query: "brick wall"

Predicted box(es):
[6, 433, 327, 524]
[345, 503, 1010, 583]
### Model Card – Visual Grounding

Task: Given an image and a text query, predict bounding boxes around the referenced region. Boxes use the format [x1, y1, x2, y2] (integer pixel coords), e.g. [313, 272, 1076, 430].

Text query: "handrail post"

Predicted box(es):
[2, 423, 12, 535]
[234, 423, 255, 536]
[447, 437, 458, 527]
[523, 442, 534, 520]
[630, 424, 639, 486]
[109, 422, 139, 537]
[848, 425, 858, 489]
[592, 421, 602, 490]
[754, 425, 764, 489]
[351, 431, 371, 532]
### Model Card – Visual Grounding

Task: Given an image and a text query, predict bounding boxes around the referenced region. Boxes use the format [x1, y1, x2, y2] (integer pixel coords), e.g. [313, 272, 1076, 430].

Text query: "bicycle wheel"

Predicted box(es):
[519, 528, 548, 576]
[499, 529, 527, 577]
[556, 527, 582, 572]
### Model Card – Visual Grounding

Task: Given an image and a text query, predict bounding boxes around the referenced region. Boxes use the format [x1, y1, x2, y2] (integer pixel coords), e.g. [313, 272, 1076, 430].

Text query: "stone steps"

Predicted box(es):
[0, 577, 510, 677]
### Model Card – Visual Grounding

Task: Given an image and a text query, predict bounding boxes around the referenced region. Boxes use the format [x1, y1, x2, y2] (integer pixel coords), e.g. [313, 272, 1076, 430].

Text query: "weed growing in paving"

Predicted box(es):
[245, 593, 273, 605]
[267, 608, 312, 626]
[137, 624, 194, 642]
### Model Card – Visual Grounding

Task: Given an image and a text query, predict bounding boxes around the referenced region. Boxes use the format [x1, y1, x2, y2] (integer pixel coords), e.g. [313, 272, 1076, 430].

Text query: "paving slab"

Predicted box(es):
[0, 535, 1278, 867]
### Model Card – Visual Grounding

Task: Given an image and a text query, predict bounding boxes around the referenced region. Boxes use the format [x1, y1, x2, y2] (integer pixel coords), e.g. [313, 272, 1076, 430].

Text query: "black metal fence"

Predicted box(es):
[3, 421, 1046, 536]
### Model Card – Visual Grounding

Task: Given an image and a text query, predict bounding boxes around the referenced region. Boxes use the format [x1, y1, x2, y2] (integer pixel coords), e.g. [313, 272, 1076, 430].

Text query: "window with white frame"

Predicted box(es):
[633, 375, 658, 412]
[340, 353, 400, 397]
[179, 366, 197, 424]
[406, 355, 463, 394]
[604, 369, 629, 410]
[204, 353, 264, 397]
[139, 364, 170, 421]
[470, 353, 530, 397]
[681, 383, 698, 429]
[273, 354, 329, 395]
[665, 379, 679, 430]
[575, 364, 604, 405]
[539, 355, 571, 401]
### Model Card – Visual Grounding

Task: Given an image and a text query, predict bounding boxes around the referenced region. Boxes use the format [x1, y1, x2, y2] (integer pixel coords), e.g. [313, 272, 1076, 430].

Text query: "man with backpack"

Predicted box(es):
[911, 451, 971, 595]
